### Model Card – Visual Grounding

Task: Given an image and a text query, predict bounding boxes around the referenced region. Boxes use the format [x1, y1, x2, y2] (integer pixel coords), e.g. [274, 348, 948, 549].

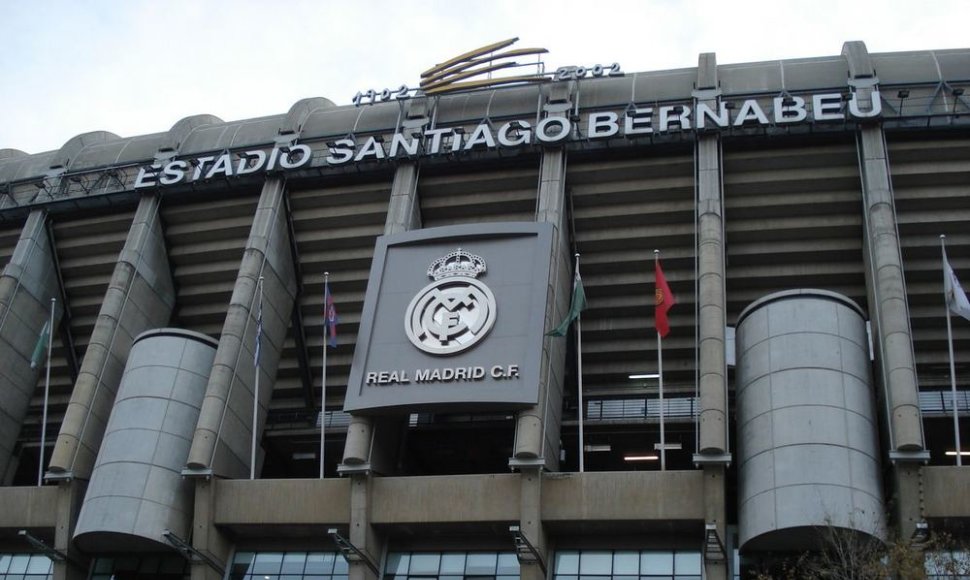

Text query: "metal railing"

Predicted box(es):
[585, 396, 698, 422]
[919, 390, 970, 416]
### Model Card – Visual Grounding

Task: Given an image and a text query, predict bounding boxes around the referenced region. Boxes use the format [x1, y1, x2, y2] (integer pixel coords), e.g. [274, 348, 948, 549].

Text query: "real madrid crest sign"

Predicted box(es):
[405, 248, 497, 355]
[344, 223, 554, 413]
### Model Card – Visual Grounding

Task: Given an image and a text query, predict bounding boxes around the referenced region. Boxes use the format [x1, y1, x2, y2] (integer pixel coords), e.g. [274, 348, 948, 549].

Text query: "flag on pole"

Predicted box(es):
[254, 295, 263, 367]
[548, 266, 587, 337]
[655, 257, 676, 338]
[30, 320, 50, 369]
[325, 281, 339, 348]
[944, 249, 970, 322]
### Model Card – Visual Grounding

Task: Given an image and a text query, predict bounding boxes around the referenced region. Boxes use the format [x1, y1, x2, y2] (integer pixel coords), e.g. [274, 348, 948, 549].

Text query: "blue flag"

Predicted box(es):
[325, 281, 339, 348]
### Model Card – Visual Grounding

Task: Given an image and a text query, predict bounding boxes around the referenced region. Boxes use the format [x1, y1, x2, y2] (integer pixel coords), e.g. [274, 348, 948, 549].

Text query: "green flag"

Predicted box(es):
[547, 268, 587, 337]
[30, 320, 50, 369]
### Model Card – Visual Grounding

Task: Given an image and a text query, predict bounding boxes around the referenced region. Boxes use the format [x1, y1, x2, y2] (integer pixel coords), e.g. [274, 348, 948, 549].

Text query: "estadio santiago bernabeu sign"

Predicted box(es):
[343, 223, 553, 413]
[132, 91, 883, 191]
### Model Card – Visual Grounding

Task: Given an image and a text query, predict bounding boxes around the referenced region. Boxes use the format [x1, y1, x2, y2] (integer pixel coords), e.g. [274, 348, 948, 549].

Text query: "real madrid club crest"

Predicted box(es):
[405, 248, 497, 355]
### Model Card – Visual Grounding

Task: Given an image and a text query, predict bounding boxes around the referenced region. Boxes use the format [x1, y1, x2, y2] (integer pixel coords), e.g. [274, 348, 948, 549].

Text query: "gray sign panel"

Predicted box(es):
[344, 222, 554, 413]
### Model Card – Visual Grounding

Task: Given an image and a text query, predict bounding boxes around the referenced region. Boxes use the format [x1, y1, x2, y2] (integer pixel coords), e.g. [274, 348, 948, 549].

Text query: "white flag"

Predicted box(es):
[943, 250, 970, 322]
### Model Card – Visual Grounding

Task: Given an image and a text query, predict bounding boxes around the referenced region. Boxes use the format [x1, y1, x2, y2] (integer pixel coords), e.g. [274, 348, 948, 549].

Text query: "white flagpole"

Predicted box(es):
[942, 235, 963, 466]
[38, 297, 55, 487]
[575, 254, 584, 474]
[655, 250, 666, 472]
[251, 276, 264, 480]
[320, 272, 329, 479]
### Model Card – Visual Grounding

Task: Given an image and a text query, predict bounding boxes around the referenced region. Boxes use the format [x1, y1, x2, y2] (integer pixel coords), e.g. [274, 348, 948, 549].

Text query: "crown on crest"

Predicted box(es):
[427, 248, 487, 280]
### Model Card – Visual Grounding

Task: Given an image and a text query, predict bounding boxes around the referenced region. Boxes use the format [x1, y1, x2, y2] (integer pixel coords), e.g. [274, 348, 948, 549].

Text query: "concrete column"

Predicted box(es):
[348, 474, 382, 580]
[694, 53, 728, 456]
[0, 209, 63, 481]
[341, 163, 420, 469]
[694, 52, 728, 580]
[52, 481, 87, 580]
[513, 147, 569, 470]
[342, 163, 419, 580]
[844, 40, 926, 541]
[190, 478, 231, 580]
[702, 466, 727, 580]
[842, 42, 923, 456]
[186, 177, 298, 478]
[859, 125, 923, 452]
[48, 192, 175, 480]
[518, 468, 547, 580]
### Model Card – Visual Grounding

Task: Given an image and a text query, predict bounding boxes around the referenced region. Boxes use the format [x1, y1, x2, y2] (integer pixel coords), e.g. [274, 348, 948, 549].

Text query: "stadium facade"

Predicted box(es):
[0, 40, 968, 579]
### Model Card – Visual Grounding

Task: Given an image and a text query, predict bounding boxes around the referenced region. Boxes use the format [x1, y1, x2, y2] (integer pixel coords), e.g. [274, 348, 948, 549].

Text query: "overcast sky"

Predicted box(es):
[2, 0, 968, 154]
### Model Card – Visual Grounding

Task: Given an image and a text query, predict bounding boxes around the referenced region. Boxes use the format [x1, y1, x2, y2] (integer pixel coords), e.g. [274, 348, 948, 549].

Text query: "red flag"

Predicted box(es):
[655, 258, 676, 337]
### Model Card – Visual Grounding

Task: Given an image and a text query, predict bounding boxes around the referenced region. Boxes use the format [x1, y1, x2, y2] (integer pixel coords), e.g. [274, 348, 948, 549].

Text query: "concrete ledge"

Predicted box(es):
[372, 474, 521, 524]
[214, 479, 351, 525]
[923, 466, 970, 518]
[0, 486, 59, 529]
[543, 471, 706, 521]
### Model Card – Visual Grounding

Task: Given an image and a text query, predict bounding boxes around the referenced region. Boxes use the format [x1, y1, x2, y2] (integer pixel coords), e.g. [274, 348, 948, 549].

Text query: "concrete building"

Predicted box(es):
[0, 40, 968, 579]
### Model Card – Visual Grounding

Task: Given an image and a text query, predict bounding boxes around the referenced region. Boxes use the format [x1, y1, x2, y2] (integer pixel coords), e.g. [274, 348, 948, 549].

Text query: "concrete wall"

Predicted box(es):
[48, 193, 175, 479]
[74, 329, 217, 552]
[0, 486, 59, 529]
[922, 467, 970, 518]
[0, 210, 63, 481]
[206, 471, 705, 530]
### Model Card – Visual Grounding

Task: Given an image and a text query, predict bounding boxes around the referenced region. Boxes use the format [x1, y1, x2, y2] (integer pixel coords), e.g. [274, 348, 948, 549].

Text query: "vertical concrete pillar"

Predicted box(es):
[342, 163, 419, 580]
[844, 40, 926, 540]
[51, 481, 86, 580]
[186, 177, 298, 478]
[348, 474, 382, 580]
[190, 478, 231, 580]
[859, 126, 924, 453]
[693, 52, 729, 580]
[0, 210, 63, 480]
[342, 163, 420, 469]
[518, 469, 547, 580]
[48, 192, 175, 480]
[513, 146, 569, 471]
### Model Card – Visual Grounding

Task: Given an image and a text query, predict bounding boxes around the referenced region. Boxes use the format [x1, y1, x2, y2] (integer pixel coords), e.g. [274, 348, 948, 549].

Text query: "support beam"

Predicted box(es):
[186, 177, 298, 478]
[341, 163, 421, 470]
[48, 193, 176, 480]
[513, 107, 571, 470]
[0, 210, 64, 480]
[845, 40, 927, 542]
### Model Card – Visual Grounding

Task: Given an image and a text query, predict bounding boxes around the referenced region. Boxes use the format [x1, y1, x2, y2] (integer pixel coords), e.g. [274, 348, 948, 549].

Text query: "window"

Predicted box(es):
[0, 554, 53, 580]
[384, 551, 519, 580]
[553, 550, 701, 580]
[90, 555, 188, 579]
[925, 549, 970, 579]
[228, 551, 347, 580]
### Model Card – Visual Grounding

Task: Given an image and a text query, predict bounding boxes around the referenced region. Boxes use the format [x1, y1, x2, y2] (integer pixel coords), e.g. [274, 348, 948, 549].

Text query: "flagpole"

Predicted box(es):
[942, 235, 963, 466]
[38, 297, 55, 487]
[655, 250, 666, 471]
[251, 276, 263, 480]
[320, 272, 329, 479]
[574, 254, 585, 474]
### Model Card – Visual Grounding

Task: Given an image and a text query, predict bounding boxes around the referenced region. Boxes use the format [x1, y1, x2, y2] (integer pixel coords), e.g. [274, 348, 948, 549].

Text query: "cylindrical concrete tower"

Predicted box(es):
[736, 290, 884, 551]
[74, 329, 218, 552]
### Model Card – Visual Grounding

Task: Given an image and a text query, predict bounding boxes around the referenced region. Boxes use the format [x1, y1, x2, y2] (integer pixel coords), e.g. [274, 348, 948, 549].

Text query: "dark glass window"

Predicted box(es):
[553, 550, 702, 580]
[0, 554, 52, 580]
[228, 552, 346, 580]
[384, 551, 520, 580]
